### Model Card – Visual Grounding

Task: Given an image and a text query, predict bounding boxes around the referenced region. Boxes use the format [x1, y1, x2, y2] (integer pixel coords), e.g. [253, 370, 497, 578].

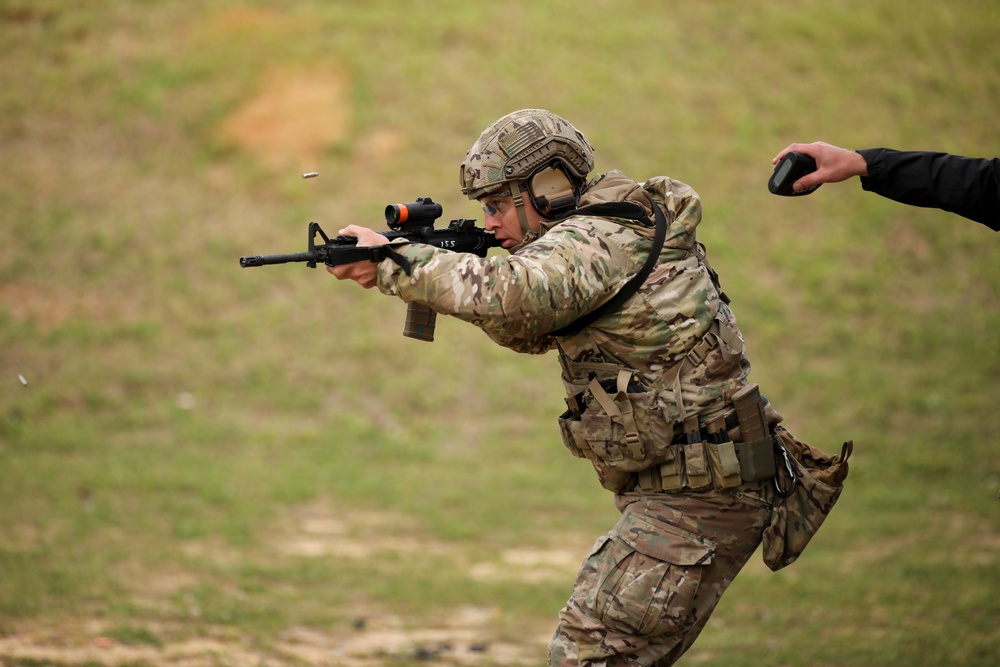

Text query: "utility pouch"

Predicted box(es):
[682, 443, 713, 491]
[557, 408, 633, 493]
[706, 441, 743, 490]
[658, 447, 684, 492]
[557, 408, 592, 461]
[556, 369, 673, 493]
[704, 412, 742, 490]
[734, 437, 777, 482]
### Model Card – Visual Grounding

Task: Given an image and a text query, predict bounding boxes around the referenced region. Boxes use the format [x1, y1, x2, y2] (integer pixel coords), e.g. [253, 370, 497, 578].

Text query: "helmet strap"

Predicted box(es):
[508, 228, 540, 253]
[510, 181, 532, 240]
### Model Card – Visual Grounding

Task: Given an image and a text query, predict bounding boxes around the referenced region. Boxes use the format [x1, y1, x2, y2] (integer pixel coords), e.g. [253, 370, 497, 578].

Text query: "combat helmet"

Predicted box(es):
[460, 110, 595, 246]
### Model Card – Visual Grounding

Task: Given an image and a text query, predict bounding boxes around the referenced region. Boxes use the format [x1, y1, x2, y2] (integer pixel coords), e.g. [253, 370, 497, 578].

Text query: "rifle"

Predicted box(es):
[239, 197, 501, 342]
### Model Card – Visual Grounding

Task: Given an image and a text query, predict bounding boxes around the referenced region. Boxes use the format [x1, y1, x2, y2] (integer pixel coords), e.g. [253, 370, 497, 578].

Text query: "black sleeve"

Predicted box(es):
[857, 148, 1000, 231]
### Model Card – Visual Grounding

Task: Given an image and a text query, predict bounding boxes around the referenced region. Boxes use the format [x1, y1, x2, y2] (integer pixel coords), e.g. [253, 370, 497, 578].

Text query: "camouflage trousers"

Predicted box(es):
[548, 481, 773, 666]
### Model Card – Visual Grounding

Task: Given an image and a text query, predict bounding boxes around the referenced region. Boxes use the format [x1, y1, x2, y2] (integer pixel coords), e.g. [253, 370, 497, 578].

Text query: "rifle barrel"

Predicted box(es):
[239, 251, 318, 268]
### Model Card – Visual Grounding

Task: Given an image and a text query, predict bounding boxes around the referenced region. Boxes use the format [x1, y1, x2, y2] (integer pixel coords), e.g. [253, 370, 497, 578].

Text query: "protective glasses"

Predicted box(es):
[479, 189, 512, 217]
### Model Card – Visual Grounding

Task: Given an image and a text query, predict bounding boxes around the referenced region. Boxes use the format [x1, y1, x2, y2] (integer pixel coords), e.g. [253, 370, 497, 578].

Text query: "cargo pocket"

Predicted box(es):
[585, 504, 715, 637]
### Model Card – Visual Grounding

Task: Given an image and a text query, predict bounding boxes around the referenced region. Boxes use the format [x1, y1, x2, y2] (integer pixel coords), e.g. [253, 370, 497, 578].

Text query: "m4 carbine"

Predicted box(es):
[239, 197, 500, 342]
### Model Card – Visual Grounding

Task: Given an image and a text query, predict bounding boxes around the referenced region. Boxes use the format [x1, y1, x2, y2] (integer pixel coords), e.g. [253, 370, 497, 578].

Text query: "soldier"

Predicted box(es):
[772, 141, 1000, 230]
[330, 109, 788, 665]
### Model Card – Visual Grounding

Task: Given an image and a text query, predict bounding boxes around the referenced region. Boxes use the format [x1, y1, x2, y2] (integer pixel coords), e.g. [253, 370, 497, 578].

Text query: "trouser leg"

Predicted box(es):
[548, 483, 772, 666]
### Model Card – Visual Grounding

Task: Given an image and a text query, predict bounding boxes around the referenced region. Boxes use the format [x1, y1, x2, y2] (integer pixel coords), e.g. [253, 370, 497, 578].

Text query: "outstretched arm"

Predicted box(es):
[772, 142, 869, 193]
[857, 148, 1000, 230]
[772, 143, 999, 229]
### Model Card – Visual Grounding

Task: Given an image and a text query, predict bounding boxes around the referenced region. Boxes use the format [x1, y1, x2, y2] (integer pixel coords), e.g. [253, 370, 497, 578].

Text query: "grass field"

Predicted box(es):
[1, 1, 998, 665]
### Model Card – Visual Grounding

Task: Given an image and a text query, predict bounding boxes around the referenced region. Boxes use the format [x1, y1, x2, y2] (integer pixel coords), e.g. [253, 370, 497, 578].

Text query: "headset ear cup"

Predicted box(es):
[528, 163, 578, 217]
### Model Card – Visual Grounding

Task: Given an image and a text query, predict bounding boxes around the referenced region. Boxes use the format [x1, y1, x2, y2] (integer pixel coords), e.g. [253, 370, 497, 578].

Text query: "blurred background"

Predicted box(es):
[1, 1, 997, 665]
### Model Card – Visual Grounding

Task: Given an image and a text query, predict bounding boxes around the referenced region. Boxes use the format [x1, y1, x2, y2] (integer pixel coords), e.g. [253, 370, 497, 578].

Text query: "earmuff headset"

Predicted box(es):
[526, 160, 580, 219]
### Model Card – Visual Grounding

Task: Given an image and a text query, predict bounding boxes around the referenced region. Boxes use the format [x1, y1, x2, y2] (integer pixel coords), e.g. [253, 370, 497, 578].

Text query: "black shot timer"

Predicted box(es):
[768, 152, 821, 196]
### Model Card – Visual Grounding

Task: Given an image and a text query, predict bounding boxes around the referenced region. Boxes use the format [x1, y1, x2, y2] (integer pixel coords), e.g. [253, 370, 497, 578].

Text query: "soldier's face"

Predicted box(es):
[480, 193, 543, 250]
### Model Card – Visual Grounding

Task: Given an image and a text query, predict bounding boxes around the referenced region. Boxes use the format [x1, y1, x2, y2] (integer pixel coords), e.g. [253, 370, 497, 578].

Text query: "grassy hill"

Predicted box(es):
[1, 1, 998, 665]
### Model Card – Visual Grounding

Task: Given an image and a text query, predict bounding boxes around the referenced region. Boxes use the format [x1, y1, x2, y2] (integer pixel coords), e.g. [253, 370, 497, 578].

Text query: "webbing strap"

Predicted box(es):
[588, 377, 623, 419]
[656, 331, 717, 423]
[587, 370, 643, 459]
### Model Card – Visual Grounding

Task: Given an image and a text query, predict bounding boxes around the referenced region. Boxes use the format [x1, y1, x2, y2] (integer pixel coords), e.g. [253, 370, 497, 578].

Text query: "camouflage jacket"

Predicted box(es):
[376, 170, 751, 430]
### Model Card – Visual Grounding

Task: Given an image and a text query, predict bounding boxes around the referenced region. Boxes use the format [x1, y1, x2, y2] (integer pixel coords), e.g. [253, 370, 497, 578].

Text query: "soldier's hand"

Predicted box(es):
[326, 225, 386, 289]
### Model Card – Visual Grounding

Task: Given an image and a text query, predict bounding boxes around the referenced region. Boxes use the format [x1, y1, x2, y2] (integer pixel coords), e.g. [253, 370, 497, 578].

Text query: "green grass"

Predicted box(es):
[1, 1, 999, 665]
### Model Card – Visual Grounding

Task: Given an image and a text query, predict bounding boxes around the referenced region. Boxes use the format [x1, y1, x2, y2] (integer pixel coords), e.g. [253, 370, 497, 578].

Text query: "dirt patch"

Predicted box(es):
[273, 498, 585, 585]
[218, 65, 352, 169]
[274, 500, 453, 561]
[470, 548, 583, 584]
[275, 610, 540, 666]
[0, 502, 567, 666]
[0, 630, 266, 667]
[0, 612, 544, 667]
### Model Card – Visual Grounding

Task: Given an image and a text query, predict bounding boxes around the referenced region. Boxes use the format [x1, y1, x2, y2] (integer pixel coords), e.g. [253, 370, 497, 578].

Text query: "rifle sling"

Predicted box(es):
[548, 194, 667, 337]
[375, 245, 413, 274]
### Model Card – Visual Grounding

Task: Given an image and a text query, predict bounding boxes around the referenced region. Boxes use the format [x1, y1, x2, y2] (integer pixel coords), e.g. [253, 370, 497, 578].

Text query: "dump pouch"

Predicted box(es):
[761, 427, 853, 571]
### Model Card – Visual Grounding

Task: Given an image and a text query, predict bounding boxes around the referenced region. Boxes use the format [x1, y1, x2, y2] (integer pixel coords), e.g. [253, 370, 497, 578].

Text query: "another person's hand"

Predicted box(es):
[772, 142, 869, 193]
[325, 225, 387, 289]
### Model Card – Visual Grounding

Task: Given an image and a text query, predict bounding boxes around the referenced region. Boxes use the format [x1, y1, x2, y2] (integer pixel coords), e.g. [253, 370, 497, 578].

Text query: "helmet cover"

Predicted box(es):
[459, 109, 595, 200]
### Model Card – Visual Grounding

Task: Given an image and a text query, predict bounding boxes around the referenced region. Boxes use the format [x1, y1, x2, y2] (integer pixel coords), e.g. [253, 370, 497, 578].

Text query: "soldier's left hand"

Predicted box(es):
[326, 225, 386, 288]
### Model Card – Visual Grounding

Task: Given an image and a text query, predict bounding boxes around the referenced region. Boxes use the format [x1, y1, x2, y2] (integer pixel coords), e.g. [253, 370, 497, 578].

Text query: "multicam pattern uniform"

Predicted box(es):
[376, 170, 773, 666]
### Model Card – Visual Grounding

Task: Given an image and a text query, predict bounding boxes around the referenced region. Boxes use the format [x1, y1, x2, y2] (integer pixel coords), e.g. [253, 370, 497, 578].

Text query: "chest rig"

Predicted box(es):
[550, 195, 773, 494]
